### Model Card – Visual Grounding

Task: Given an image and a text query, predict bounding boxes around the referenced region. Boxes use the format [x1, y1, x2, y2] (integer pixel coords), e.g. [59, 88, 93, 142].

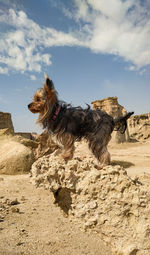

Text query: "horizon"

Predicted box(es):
[0, 0, 150, 133]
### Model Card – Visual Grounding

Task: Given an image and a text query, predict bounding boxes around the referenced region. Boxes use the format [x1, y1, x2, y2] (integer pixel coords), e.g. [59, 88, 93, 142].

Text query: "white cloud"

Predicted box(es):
[0, 9, 83, 75]
[128, 65, 136, 71]
[30, 75, 36, 81]
[0, 10, 52, 74]
[65, 0, 150, 70]
[0, 1, 150, 75]
[0, 66, 8, 74]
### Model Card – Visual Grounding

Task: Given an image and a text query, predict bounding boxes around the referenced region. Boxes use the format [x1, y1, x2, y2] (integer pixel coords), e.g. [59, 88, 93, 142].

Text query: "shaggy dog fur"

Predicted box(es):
[28, 74, 134, 167]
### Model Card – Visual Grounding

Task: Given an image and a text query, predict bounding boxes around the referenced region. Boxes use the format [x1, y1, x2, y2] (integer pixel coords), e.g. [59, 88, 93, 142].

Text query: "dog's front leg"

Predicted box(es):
[61, 144, 75, 162]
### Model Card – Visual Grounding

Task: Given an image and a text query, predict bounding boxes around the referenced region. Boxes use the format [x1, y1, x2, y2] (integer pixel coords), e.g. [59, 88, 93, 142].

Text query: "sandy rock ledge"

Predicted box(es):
[31, 154, 150, 255]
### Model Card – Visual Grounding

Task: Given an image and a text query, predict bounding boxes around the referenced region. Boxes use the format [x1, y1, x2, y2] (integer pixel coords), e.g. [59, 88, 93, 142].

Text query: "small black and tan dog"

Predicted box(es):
[28, 74, 133, 168]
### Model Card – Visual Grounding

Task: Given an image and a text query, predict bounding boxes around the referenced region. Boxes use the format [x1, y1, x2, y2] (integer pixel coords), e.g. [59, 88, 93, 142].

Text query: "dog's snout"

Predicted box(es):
[28, 103, 32, 108]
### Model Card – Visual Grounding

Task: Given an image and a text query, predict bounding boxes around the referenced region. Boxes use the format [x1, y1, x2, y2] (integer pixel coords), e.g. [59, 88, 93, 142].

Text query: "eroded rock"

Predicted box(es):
[34, 131, 58, 159]
[128, 113, 150, 141]
[31, 155, 150, 255]
[91, 97, 131, 143]
[0, 112, 14, 133]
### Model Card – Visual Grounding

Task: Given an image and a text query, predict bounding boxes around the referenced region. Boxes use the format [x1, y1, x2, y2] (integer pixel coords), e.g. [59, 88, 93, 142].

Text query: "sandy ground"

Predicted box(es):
[109, 140, 150, 177]
[0, 140, 150, 255]
[0, 176, 112, 255]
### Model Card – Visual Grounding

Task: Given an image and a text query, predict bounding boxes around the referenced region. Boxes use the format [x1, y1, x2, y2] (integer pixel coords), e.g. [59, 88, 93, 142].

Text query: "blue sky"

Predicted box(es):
[0, 0, 150, 133]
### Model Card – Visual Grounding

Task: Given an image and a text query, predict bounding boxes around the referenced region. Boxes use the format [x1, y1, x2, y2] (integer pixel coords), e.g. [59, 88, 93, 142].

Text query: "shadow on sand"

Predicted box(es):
[111, 160, 134, 168]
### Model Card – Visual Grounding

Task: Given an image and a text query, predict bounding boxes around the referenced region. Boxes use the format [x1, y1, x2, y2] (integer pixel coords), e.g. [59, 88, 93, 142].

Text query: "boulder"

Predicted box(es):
[91, 97, 131, 143]
[31, 154, 150, 255]
[0, 137, 34, 175]
[0, 129, 36, 174]
[0, 126, 57, 174]
[0, 110, 57, 174]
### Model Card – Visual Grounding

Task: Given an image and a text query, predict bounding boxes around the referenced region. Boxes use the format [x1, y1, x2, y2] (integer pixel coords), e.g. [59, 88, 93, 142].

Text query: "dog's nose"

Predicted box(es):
[28, 103, 31, 108]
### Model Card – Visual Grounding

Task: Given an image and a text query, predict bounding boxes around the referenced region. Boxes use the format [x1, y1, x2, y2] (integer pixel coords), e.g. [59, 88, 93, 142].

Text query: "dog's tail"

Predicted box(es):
[113, 112, 134, 134]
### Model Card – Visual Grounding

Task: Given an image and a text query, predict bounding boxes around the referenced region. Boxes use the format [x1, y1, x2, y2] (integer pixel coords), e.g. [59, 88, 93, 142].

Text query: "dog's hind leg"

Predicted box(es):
[99, 146, 111, 166]
[89, 143, 110, 168]
[88, 132, 111, 168]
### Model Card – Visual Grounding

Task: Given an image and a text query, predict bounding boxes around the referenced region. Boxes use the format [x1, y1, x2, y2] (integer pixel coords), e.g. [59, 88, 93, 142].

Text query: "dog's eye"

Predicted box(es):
[36, 97, 40, 102]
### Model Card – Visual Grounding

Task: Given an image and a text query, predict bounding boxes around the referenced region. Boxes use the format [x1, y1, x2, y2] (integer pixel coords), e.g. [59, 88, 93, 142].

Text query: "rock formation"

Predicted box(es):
[31, 154, 150, 255]
[128, 113, 150, 141]
[0, 129, 36, 174]
[91, 97, 126, 117]
[35, 131, 58, 159]
[91, 97, 131, 143]
[15, 132, 34, 140]
[0, 111, 58, 174]
[0, 110, 38, 174]
[0, 127, 59, 174]
[0, 111, 34, 139]
[0, 111, 14, 133]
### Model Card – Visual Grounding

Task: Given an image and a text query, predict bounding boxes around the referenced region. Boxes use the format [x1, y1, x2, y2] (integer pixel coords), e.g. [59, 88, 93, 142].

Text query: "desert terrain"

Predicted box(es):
[0, 140, 150, 255]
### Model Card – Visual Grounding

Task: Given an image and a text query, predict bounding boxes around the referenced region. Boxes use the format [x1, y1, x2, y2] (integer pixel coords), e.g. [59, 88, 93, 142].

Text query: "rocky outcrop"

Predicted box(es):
[34, 131, 58, 159]
[91, 97, 131, 143]
[0, 110, 58, 174]
[31, 155, 150, 255]
[0, 128, 37, 174]
[0, 142, 34, 175]
[128, 113, 150, 141]
[0, 140, 34, 175]
[0, 111, 14, 133]
[0, 128, 57, 175]
[0, 111, 34, 139]
[92, 97, 127, 117]
[15, 132, 34, 140]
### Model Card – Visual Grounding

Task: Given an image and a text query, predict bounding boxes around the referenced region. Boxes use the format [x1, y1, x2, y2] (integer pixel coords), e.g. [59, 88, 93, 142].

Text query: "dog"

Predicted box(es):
[28, 73, 134, 168]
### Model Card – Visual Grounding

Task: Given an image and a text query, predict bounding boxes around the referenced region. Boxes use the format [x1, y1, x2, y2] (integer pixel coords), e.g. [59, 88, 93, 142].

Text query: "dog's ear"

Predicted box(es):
[43, 73, 57, 104]
[44, 73, 54, 91]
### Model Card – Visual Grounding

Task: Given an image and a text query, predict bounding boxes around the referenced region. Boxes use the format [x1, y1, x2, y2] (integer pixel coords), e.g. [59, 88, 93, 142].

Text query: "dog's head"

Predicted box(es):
[28, 73, 58, 116]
